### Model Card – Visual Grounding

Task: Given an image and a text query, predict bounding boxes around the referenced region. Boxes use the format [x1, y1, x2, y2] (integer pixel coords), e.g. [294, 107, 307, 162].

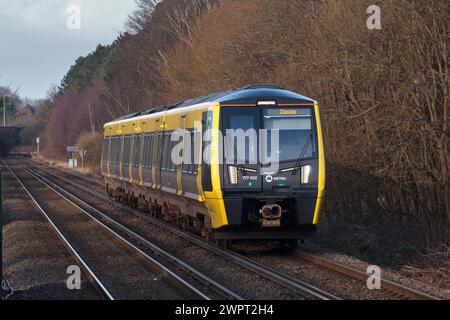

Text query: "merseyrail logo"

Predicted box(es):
[280, 109, 297, 115]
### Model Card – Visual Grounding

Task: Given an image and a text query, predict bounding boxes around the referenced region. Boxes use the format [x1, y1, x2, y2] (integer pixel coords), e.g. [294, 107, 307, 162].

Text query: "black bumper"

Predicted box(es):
[222, 191, 318, 229]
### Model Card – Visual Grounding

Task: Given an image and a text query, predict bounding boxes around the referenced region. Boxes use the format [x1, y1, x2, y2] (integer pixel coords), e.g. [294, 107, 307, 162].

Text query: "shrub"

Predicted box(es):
[75, 131, 104, 168]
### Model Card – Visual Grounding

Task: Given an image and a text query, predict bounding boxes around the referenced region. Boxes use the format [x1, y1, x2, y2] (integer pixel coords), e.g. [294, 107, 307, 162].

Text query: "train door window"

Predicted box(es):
[162, 133, 170, 171]
[115, 137, 121, 164]
[193, 130, 200, 175]
[181, 130, 189, 174]
[160, 133, 166, 170]
[107, 138, 111, 161]
[116, 137, 121, 164]
[170, 136, 178, 172]
[146, 133, 154, 169]
[118, 136, 125, 163]
[140, 134, 145, 166]
[150, 134, 154, 168]
[131, 136, 135, 166]
[110, 137, 115, 163]
[142, 134, 148, 168]
[185, 130, 197, 175]
[159, 133, 164, 170]
[167, 136, 173, 172]
[132, 135, 141, 167]
[145, 134, 150, 168]
[109, 138, 114, 163]
[160, 134, 165, 171]
[170, 134, 177, 172]
[148, 134, 154, 169]
[102, 137, 109, 162]
[166, 133, 172, 171]
[143, 134, 148, 168]
[122, 135, 132, 165]
[167, 133, 173, 172]
[155, 133, 161, 169]
[110, 137, 114, 163]
[127, 136, 132, 164]
[128, 136, 132, 163]
[167, 134, 174, 171]
[120, 137, 125, 166]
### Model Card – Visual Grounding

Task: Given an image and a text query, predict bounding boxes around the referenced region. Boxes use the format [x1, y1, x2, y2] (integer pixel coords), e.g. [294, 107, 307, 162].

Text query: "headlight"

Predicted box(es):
[301, 165, 311, 184]
[228, 166, 238, 185]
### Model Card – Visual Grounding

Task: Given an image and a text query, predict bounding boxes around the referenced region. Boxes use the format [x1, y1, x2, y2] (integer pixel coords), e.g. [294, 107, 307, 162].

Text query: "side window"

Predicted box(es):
[162, 133, 170, 171]
[170, 137, 177, 172]
[142, 135, 146, 168]
[133, 135, 142, 167]
[122, 135, 132, 165]
[122, 136, 128, 165]
[142, 134, 148, 168]
[192, 130, 199, 175]
[101, 137, 109, 162]
[155, 134, 161, 169]
[144, 133, 153, 169]
[148, 134, 154, 168]
[202, 111, 213, 191]
[181, 130, 189, 174]
[120, 136, 124, 164]
[110, 138, 115, 163]
[120, 137, 125, 166]
[116, 137, 120, 164]
[114, 137, 120, 164]
[107, 138, 111, 162]
[160, 134, 165, 170]
[183, 130, 196, 175]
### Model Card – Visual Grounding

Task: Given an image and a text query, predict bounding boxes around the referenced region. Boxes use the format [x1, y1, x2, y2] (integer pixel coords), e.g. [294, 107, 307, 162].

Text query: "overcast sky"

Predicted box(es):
[0, 0, 137, 100]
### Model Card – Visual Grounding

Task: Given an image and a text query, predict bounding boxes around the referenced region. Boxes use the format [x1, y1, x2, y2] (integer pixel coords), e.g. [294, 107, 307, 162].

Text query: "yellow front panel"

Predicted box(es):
[313, 102, 326, 225]
[203, 103, 228, 229]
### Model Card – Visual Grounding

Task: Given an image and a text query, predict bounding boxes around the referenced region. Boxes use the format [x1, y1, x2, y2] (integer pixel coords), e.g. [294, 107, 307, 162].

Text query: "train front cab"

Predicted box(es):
[209, 101, 326, 240]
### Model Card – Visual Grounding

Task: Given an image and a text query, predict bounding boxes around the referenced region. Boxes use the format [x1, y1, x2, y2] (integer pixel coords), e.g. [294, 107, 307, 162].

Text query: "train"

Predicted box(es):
[101, 85, 325, 248]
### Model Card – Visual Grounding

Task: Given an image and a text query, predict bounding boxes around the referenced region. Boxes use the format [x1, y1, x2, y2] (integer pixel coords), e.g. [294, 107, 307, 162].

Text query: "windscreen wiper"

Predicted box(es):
[293, 134, 312, 174]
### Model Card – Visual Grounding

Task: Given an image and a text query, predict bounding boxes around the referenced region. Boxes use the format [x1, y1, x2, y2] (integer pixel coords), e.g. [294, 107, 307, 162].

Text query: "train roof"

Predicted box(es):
[108, 85, 316, 123]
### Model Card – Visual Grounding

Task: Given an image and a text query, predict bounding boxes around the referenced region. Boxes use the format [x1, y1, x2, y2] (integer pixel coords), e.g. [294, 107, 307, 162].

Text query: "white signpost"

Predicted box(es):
[79, 149, 87, 169]
[36, 137, 40, 158]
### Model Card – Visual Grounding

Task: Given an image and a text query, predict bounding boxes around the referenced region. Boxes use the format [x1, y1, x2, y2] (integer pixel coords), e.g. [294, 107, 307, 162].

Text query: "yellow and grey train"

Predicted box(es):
[101, 85, 325, 246]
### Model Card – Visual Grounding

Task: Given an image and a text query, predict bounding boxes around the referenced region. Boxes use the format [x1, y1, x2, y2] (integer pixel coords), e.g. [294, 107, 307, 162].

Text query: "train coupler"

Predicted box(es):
[260, 204, 282, 228]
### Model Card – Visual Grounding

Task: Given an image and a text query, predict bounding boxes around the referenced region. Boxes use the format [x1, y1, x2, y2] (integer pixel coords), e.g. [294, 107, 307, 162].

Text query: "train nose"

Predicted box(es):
[261, 204, 282, 220]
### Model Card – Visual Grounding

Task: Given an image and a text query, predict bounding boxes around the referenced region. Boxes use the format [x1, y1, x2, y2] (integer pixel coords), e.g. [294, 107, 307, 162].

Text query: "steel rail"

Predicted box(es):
[33, 159, 102, 185]
[6, 163, 114, 300]
[25, 161, 338, 300]
[19, 162, 242, 301]
[295, 251, 441, 300]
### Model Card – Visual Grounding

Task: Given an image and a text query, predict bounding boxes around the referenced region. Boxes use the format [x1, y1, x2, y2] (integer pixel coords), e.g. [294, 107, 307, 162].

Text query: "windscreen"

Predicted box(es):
[222, 107, 315, 165]
[263, 108, 314, 163]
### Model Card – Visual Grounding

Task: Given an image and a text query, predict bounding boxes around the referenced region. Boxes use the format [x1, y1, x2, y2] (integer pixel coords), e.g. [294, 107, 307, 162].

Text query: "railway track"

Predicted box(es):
[21, 160, 337, 300]
[294, 251, 440, 300]
[6, 161, 236, 300]
[3, 164, 111, 300]
[23, 159, 442, 300]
